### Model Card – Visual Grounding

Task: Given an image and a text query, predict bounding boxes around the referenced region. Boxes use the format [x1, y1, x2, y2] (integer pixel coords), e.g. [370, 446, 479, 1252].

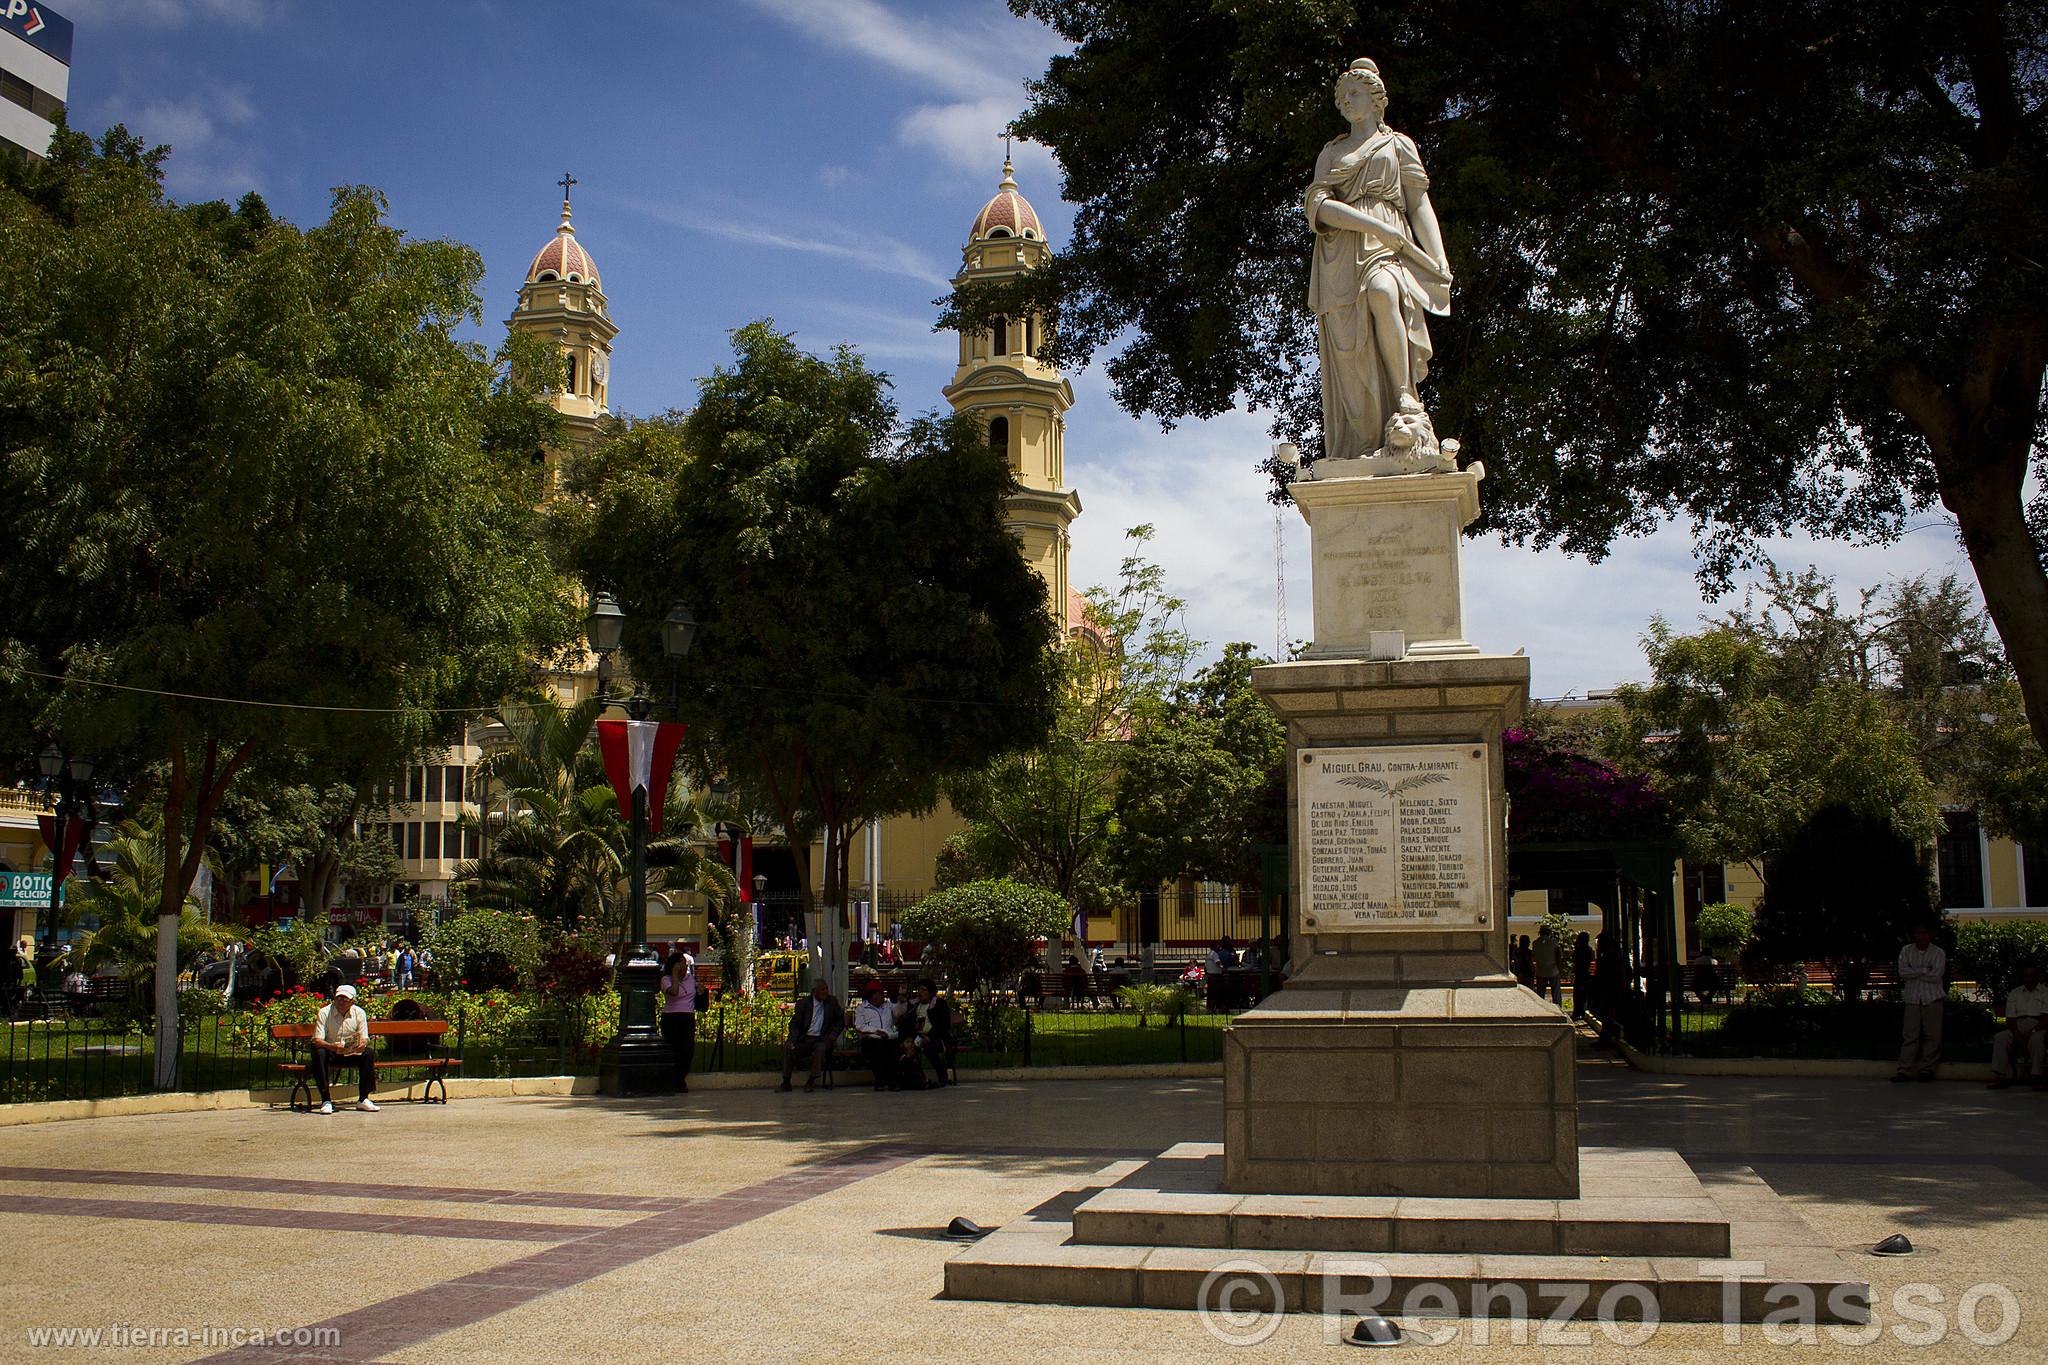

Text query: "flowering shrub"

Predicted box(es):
[1504, 730, 1669, 843]
[701, 993, 794, 1048]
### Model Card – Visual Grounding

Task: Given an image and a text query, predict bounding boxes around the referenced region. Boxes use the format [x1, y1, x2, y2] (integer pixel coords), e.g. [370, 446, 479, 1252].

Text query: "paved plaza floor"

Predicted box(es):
[0, 1058, 2040, 1362]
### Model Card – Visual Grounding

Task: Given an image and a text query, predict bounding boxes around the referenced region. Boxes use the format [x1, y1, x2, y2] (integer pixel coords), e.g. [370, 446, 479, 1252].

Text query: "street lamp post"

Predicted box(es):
[33, 745, 96, 966]
[585, 592, 697, 1097]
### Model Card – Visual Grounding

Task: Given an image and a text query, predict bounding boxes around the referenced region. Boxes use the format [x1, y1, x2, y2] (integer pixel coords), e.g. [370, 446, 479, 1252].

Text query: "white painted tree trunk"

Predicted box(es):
[153, 912, 180, 1089]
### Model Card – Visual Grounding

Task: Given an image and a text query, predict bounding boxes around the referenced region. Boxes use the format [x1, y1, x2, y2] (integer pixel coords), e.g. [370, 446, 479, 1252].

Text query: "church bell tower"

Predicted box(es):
[509, 174, 617, 479]
[943, 157, 1082, 613]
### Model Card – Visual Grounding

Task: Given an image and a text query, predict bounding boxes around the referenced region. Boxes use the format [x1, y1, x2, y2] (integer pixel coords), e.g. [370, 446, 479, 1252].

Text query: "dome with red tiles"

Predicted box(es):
[971, 158, 1044, 242]
[526, 199, 601, 288]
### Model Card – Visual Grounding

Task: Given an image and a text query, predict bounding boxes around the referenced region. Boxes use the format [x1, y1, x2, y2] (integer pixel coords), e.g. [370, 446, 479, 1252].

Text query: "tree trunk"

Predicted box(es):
[1941, 443, 2048, 752]
[152, 736, 256, 1089]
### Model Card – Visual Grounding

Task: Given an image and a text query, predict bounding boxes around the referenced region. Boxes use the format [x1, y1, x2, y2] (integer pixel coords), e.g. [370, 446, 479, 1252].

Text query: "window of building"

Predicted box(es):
[388, 823, 403, 855]
[0, 70, 32, 112]
[988, 416, 1009, 461]
[993, 316, 1010, 355]
[2024, 844, 2048, 909]
[404, 823, 421, 860]
[406, 767, 423, 802]
[443, 822, 461, 861]
[566, 353, 578, 393]
[1936, 809, 1985, 909]
[465, 827, 481, 859]
[1024, 315, 1035, 356]
[446, 765, 465, 802]
[425, 766, 442, 802]
[423, 823, 441, 861]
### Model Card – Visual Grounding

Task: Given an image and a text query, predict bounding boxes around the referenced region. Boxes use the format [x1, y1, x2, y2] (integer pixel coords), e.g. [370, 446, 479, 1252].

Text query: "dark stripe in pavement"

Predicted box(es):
[2, 1193, 600, 1242]
[0, 1165, 692, 1211]
[198, 1142, 927, 1364]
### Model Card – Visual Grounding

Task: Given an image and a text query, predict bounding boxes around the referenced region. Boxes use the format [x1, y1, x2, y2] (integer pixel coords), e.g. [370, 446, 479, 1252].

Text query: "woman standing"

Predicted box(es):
[659, 951, 706, 1093]
[1304, 57, 1452, 463]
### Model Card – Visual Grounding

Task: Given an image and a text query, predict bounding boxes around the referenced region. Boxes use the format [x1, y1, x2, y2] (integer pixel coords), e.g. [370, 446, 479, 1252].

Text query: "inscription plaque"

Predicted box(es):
[1297, 742, 1493, 931]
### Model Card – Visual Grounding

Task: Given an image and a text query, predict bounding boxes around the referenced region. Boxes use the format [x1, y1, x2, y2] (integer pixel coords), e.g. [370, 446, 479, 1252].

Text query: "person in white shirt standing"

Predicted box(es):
[1893, 924, 1948, 1083]
[1987, 963, 2048, 1090]
[311, 983, 378, 1114]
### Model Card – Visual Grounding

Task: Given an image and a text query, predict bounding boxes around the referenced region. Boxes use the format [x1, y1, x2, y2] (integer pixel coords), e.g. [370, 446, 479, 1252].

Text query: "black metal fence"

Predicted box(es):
[0, 995, 1248, 1104]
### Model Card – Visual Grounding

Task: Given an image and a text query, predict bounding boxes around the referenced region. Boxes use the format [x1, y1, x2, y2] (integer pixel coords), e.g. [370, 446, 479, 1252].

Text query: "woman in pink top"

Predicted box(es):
[660, 950, 708, 1092]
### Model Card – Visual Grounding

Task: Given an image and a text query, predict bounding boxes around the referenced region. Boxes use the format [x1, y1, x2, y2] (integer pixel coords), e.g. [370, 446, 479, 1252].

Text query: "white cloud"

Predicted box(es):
[741, 0, 1005, 100]
[745, 0, 1063, 184]
[609, 192, 950, 288]
[819, 164, 854, 189]
[120, 86, 262, 198]
[899, 96, 1057, 182]
[805, 300, 955, 368]
[61, 0, 275, 27]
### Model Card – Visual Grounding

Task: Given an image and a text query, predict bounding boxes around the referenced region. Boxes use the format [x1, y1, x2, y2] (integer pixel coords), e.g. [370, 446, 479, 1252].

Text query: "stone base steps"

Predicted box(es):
[943, 1144, 1869, 1324]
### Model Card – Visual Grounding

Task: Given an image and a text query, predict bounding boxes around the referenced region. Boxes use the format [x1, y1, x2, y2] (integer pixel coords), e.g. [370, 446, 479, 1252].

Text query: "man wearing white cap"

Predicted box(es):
[310, 983, 378, 1114]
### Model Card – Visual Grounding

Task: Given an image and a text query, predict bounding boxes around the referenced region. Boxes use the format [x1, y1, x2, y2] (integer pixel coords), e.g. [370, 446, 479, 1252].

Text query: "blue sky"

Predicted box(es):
[56, 0, 1980, 698]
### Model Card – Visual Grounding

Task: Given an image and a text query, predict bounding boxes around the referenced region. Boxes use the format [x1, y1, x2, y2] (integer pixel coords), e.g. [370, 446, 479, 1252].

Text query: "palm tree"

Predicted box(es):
[455, 693, 740, 954]
[68, 817, 230, 992]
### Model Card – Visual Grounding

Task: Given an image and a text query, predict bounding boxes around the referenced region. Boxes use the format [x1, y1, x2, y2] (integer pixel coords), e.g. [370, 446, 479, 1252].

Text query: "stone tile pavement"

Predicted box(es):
[0, 1063, 2039, 1362]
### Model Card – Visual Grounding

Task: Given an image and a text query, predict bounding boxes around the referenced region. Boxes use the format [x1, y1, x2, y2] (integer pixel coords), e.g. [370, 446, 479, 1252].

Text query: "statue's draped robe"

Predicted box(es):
[1305, 129, 1449, 462]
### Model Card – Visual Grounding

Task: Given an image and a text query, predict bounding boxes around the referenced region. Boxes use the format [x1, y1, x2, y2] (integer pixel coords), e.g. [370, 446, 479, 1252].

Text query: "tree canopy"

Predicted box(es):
[968, 0, 2048, 750]
[564, 323, 1061, 933]
[0, 126, 576, 1082]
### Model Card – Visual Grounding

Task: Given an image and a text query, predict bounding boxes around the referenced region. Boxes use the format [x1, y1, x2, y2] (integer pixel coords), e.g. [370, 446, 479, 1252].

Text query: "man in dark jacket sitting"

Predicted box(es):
[778, 978, 843, 1093]
[901, 979, 957, 1088]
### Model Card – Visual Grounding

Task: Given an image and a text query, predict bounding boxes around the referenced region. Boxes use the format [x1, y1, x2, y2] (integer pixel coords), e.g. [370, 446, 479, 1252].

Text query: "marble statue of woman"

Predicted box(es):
[1305, 58, 1454, 471]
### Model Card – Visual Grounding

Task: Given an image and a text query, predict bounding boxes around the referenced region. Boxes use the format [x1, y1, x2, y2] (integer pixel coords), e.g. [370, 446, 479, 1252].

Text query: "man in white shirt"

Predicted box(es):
[1988, 963, 2048, 1090]
[853, 980, 902, 1091]
[1893, 925, 1948, 1083]
[310, 983, 378, 1114]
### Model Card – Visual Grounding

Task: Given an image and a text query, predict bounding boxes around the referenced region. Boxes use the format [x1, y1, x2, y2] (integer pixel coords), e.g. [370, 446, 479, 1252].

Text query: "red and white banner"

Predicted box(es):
[35, 815, 84, 887]
[595, 718, 687, 832]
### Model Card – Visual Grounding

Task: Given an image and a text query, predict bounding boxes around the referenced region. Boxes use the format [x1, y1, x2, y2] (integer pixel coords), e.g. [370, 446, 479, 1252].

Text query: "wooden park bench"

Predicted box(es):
[270, 1019, 458, 1111]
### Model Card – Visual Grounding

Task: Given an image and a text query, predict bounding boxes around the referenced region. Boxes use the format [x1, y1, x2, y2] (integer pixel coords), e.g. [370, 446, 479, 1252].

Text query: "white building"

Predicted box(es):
[0, 2, 71, 162]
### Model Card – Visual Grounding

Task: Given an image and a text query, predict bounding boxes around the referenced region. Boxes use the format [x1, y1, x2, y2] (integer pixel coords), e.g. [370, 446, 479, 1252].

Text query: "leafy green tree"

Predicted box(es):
[209, 778, 399, 922]
[1609, 589, 1942, 882]
[457, 693, 736, 950]
[1109, 642, 1286, 892]
[1952, 918, 2048, 1006]
[565, 324, 1060, 986]
[424, 906, 544, 993]
[1757, 803, 1938, 998]
[1694, 902, 1756, 961]
[946, 526, 1197, 912]
[67, 818, 231, 1000]
[968, 0, 2048, 751]
[0, 128, 575, 1084]
[900, 878, 1070, 1040]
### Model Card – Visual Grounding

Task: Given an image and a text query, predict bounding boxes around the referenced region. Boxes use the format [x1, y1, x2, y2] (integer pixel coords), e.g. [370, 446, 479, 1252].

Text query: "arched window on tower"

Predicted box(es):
[1024, 315, 1035, 358]
[989, 416, 1010, 465]
[565, 353, 578, 394]
[993, 316, 1010, 356]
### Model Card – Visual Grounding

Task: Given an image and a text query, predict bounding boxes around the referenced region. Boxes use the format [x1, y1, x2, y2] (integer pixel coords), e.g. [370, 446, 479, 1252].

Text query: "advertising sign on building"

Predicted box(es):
[1, 1, 73, 66]
[0, 871, 64, 910]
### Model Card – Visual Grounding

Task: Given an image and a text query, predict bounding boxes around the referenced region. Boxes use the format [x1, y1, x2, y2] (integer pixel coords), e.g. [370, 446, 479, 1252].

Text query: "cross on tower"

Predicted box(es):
[558, 171, 577, 203]
[1001, 132, 1013, 167]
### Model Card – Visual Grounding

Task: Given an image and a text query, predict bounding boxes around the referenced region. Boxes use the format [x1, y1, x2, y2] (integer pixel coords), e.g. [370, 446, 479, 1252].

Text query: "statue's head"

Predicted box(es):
[1335, 58, 1388, 120]
[1383, 406, 1439, 464]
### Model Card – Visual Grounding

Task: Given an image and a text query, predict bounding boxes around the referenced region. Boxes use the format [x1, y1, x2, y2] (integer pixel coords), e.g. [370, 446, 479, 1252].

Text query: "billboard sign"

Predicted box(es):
[1, 2, 73, 67]
[0, 871, 64, 910]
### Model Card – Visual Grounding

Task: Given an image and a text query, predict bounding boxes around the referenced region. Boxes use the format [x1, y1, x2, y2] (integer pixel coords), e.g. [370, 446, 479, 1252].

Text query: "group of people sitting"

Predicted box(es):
[778, 976, 955, 1093]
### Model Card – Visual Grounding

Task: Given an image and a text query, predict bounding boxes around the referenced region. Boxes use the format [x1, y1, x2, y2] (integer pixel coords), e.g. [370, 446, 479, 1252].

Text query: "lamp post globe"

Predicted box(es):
[37, 744, 62, 780]
[585, 591, 626, 655]
[661, 602, 697, 660]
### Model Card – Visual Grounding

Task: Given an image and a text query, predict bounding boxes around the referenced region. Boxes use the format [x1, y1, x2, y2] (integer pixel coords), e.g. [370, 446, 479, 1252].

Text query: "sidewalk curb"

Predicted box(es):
[0, 1063, 1223, 1125]
[1615, 1036, 1984, 1081]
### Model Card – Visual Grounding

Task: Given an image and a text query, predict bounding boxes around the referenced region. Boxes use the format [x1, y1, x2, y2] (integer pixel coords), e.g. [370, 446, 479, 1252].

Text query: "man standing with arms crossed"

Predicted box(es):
[310, 983, 378, 1114]
[1893, 924, 1947, 1083]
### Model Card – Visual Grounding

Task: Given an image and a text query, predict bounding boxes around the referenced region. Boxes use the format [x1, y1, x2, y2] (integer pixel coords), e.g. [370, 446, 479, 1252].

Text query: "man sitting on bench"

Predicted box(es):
[310, 983, 378, 1114]
[778, 978, 843, 1093]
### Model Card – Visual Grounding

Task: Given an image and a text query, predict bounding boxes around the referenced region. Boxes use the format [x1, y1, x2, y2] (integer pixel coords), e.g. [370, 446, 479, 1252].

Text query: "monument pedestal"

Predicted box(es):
[1227, 651, 1578, 1199]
